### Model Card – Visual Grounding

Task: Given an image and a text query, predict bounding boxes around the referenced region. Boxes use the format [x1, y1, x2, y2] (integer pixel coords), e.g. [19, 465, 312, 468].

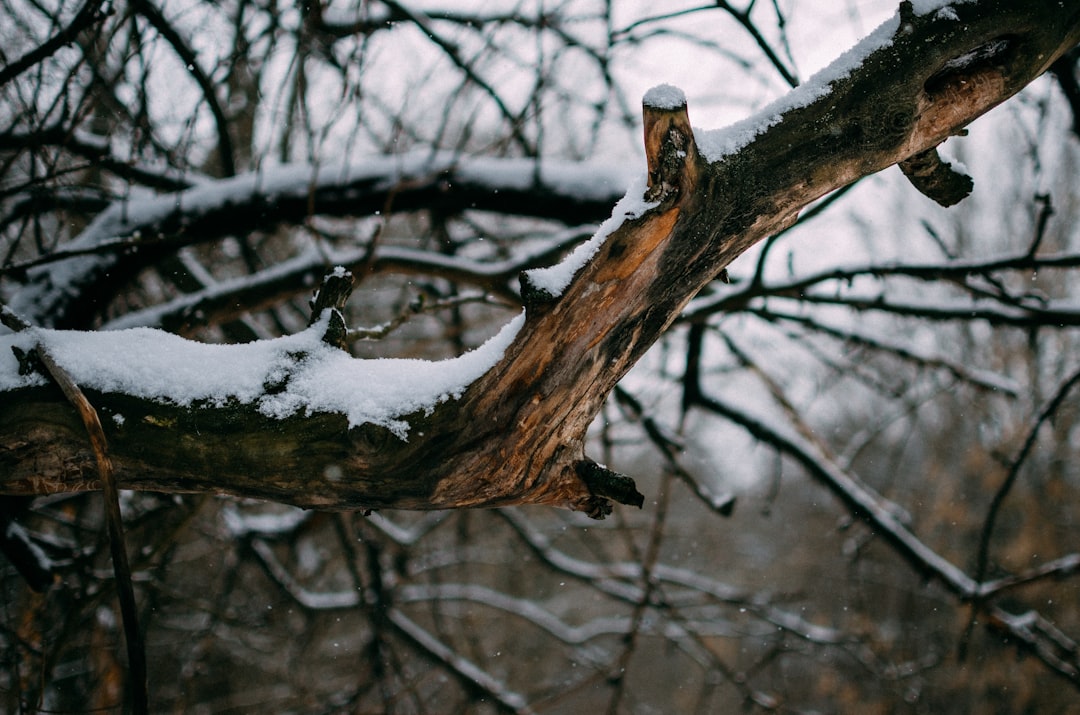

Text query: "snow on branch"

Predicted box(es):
[99, 226, 594, 332]
[1, 0, 1077, 518]
[0, 310, 524, 440]
[8, 153, 630, 328]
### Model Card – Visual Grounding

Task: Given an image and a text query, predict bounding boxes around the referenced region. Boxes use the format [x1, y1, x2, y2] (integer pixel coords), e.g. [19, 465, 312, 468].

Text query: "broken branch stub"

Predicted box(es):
[643, 85, 701, 203]
[3, 0, 1080, 516]
[899, 147, 974, 207]
[308, 267, 354, 350]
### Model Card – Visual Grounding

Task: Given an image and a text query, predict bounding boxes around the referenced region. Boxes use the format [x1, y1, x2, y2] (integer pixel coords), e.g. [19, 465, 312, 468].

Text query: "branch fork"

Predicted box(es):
[3, 0, 1079, 518]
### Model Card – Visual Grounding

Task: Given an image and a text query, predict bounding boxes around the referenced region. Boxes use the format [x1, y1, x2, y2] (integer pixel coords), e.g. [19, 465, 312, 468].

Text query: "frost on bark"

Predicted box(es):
[2, 0, 1079, 516]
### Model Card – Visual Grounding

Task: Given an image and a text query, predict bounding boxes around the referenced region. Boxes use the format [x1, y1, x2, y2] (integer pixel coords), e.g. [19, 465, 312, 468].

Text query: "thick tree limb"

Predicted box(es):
[2, 0, 1079, 515]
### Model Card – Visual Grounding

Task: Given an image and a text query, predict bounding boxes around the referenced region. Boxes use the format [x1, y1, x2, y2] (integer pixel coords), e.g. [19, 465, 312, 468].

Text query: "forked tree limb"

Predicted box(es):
[2, 0, 1079, 516]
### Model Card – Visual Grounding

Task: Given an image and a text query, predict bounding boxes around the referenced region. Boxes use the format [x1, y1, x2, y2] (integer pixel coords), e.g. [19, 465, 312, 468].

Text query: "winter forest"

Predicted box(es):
[2, 0, 1080, 712]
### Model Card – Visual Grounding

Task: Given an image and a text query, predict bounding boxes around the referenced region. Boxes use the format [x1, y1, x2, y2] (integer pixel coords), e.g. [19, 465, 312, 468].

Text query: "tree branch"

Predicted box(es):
[3, 306, 147, 711]
[8, 156, 627, 328]
[31, 345, 148, 714]
[0, 0, 109, 89]
[129, 0, 236, 176]
[3, 0, 1079, 518]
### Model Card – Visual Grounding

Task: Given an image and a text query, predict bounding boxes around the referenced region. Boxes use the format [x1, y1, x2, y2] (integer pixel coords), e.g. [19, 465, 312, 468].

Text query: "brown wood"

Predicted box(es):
[3, 0, 1079, 516]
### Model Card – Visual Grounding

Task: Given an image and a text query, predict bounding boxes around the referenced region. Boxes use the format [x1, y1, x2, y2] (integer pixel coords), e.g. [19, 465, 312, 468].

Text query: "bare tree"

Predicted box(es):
[2, 0, 1080, 712]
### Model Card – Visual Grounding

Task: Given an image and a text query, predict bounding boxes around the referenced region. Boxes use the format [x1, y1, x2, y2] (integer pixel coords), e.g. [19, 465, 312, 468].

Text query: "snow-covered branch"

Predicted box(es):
[8, 154, 628, 328]
[2, 0, 1078, 519]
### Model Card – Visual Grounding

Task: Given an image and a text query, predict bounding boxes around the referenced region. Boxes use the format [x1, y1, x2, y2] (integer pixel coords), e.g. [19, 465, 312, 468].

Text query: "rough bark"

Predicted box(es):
[3, 0, 1079, 516]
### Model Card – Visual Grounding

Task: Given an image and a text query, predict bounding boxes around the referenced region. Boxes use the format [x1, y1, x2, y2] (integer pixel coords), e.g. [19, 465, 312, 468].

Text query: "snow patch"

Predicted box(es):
[696, 13, 902, 162]
[910, 0, 974, 18]
[222, 504, 310, 537]
[937, 147, 969, 178]
[643, 84, 686, 110]
[933, 6, 959, 21]
[7, 153, 630, 327]
[0, 312, 525, 439]
[523, 174, 658, 297]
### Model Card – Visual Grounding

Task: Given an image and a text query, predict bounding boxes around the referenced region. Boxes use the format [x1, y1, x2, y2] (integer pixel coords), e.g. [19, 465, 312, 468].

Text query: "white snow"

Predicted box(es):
[696, 11, 904, 162]
[938, 147, 969, 177]
[7, 153, 630, 326]
[523, 174, 658, 297]
[910, 0, 973, 18]
[0, 311, 525, 439]
[643, 84, 686, 110]
[221, 503, 310, 537]
[3, 520, 54, 572]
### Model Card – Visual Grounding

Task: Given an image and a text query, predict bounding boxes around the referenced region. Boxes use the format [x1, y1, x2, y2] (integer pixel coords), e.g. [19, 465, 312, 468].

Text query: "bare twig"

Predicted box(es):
[685, 250, 1080, 322]
[0, 0, 109, 89]
[716, 0, 799, 87]
[749, 307, 1020, 396]
[974, 367, 1080, 585]
[386, 608, 535, 715]
[4, 304, 147, 710]
[987, 606, 1080, 683]
[129, 0, 236, 175]
[614, 386, 735, 515]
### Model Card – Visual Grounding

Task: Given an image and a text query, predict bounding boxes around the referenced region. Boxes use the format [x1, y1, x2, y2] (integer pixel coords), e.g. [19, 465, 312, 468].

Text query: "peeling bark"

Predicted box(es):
[3, 0, 1079, 516]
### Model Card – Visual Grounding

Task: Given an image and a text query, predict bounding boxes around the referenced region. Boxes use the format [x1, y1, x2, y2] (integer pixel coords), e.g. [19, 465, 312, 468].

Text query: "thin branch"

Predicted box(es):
[979, 553, 1080, 598]
[0, 0, 109, 89]
[1050, 48, 1080, 140]
[95, 241, 550, 332]
[769, 293, 1080, 328]
[386, 608, 535, 715]
[379, 0, 536, 156]
[613, 386, 735, 515]
[682, 387, 979, 597]
[0, 126, 197, 191]
[604, 469, 670, 715]
[746, 181, 860, 293]
[716, 0, 799, 87]
[748, 307, 1021, 396]
[986, 606, 1080, 683]
[348, 292, 505, 342]
[973, 367, 1080, 584]
[9, 313, 149, 714]
[129, 0, 236, 176]
[1026, 192, 1055, 257]
[685, 250, 1080, 321]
